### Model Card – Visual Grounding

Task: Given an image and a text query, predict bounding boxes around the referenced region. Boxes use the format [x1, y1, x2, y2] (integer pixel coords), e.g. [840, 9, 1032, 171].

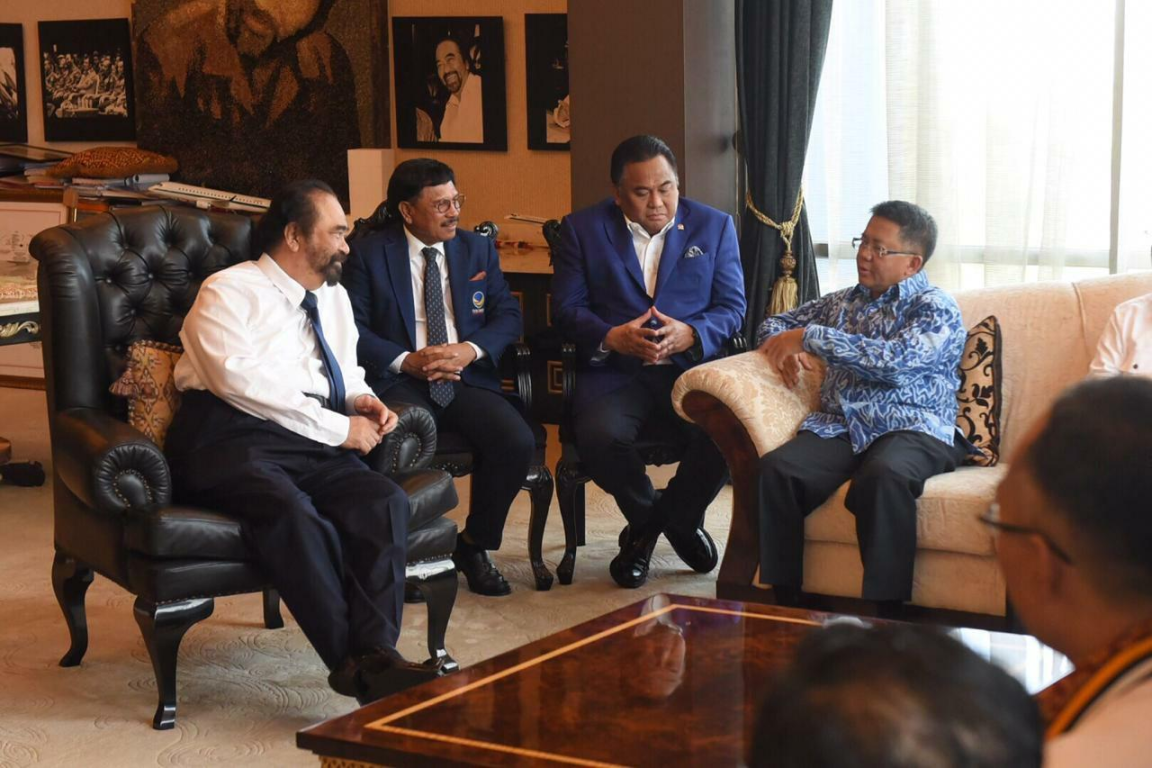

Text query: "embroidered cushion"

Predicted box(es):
[956, 316, 1003, 466]
[108, 341, 184, 449]
[47, 146, 178, 179]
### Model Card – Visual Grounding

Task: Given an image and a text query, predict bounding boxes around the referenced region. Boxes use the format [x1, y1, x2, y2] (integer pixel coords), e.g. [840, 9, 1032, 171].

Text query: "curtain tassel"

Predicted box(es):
[746, 187, 805, 315]
[768, 249, 798, 316]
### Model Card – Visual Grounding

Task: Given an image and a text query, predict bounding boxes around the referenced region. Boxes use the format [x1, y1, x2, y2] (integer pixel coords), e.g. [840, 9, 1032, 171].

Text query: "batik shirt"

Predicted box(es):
[756, 271, 966, 453]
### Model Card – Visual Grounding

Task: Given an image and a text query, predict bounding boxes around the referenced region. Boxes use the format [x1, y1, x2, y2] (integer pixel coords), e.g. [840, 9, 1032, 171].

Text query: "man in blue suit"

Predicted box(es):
[553, 135, 746, 588]
[344, 159, 533, 596]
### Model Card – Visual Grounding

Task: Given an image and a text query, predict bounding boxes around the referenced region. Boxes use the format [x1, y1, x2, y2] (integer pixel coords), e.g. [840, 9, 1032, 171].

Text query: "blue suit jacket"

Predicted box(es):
[552, 197, 746, 410]
[344, 226, 523, 395]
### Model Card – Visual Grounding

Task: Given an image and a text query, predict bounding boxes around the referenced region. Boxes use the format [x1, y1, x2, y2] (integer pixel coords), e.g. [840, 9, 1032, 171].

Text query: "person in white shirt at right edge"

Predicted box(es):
[435, 37, 483, 144]
[1089, 291, 1152, 378]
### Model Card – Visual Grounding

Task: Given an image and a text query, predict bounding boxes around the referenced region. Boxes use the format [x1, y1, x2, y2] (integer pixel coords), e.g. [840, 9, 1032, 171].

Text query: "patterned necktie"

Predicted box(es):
[422, 246, 455, 407]
[300, 290, 346, 413]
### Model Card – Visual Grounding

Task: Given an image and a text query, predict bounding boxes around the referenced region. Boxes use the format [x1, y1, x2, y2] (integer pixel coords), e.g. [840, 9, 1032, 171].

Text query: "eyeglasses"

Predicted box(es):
[430, 195, 465, 215]
[851, 236, 920, 260]
[978, 502, 1074, 565]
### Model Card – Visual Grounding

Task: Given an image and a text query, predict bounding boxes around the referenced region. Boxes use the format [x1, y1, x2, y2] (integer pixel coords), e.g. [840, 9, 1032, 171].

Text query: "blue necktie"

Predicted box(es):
[422, 247, 455, 407]
[300, 290, 346, 414]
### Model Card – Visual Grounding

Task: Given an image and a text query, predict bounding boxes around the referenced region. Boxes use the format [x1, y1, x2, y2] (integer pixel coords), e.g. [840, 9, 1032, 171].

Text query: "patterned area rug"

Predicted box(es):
[0, 388, 732, 767]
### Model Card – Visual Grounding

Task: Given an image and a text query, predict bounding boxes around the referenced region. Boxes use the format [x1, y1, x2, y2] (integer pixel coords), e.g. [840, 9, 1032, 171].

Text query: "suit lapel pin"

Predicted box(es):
[677, 224, 685, 230]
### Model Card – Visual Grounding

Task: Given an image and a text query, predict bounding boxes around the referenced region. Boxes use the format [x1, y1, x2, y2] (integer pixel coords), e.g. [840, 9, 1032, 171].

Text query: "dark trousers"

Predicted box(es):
[165, 391, 409, 670]
[757, 429, 968, 601]
[383, 378, 534, 551]
[574, 365, 728, 534]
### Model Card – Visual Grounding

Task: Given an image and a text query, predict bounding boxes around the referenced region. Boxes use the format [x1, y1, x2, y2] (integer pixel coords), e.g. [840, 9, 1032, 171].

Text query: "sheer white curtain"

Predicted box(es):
[805, 0, 1151, 293]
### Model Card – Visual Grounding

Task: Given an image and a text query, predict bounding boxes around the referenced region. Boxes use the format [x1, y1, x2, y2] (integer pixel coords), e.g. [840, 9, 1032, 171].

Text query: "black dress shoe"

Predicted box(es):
[453, 541, 512, 596]
[664, 526, 718, 573]
[328, 647, 442, 706]
[609, 525, 661, 588]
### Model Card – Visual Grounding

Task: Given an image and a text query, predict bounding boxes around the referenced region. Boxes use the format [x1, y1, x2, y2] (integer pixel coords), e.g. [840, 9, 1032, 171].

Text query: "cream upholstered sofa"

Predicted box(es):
[672, 272, 1152, 619]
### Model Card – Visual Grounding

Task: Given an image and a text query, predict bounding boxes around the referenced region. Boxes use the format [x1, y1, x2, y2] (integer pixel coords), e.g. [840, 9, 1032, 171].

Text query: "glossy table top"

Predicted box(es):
[298, 594, 1069, 767]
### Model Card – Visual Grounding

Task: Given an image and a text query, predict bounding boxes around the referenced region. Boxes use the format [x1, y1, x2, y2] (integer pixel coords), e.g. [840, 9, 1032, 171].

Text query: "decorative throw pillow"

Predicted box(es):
[108, 341, 184, 449]
[956, 315, 1003, 466]
[47, 147, 179, 179]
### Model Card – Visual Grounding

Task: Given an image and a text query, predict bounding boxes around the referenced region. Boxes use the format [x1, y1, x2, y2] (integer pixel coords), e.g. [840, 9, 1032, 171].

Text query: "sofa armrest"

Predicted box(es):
[54, 407, 172, 515]
[672, 351, 825, 457]
[369, 401, 438, 475]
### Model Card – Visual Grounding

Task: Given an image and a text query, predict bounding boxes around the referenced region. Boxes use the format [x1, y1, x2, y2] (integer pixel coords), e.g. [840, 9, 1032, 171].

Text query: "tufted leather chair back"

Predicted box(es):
[33, 206, 255, 419]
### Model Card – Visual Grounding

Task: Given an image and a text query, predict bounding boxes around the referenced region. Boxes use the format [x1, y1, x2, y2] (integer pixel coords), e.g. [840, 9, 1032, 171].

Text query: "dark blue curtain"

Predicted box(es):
[737, 0, 833, 342]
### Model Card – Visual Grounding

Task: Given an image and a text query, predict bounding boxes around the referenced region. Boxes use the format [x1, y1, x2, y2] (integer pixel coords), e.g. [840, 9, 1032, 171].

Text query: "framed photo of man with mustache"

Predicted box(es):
[392, 17, 507, 151]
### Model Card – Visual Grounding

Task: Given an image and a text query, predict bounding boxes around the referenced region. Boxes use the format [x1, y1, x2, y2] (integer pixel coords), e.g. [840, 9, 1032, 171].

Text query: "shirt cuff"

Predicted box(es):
[591, 338, 611, 363]
[389, 351, 408, 374]
[465, 341, 486, 361]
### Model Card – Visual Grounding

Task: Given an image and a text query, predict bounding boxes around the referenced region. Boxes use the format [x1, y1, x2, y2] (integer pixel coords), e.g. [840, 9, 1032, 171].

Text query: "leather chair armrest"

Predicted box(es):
[369, 401, 438, 475]
[54, 407, 172, 515]
[671, 352, 826, 458]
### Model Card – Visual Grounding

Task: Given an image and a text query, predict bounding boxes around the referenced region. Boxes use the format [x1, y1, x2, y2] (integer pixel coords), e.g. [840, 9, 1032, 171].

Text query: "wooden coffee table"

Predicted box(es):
[298, 594, 1067, 767]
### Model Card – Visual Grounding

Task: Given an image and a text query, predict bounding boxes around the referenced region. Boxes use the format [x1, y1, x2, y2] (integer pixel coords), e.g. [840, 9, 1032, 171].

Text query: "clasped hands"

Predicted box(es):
[605, 307, 694, 364]
[758, 328, 816, 388]
[342, 394, 399, 454]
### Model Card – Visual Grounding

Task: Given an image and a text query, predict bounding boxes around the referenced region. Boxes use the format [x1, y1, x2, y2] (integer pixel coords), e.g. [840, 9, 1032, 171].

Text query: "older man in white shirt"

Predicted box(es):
[166, 179, 437, 706]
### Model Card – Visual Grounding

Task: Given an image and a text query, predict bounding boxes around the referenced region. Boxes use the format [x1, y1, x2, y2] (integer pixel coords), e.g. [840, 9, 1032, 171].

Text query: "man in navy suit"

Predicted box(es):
[344, 159, 533, 596]
[553, 135, 746, 588]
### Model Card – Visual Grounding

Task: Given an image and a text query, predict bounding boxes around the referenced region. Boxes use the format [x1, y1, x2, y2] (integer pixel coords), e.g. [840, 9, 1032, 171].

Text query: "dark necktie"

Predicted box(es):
[300, 290, 346, 413]
[422, 246, 455, 407]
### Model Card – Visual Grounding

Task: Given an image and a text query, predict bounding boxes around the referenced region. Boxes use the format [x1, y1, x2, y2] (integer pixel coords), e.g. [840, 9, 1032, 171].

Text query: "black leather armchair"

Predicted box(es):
[30, 205, 461, 730]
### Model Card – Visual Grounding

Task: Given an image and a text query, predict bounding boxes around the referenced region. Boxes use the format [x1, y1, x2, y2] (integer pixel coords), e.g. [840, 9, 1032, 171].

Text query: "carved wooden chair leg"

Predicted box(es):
[133, 596, 214, 730]
[262, 588, 284, 629]
[52, 552, 94, 667]
[417, 568, 459, 674]
[555, 459, 583, 585]
[524, 464, 555, 591]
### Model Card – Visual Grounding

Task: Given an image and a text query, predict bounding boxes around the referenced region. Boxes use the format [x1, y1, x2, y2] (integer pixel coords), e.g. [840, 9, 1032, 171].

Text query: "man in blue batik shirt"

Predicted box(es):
[755, 200, 969, 612]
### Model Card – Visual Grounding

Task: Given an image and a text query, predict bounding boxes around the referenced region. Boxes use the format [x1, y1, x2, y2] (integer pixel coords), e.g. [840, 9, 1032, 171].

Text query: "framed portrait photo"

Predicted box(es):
[38, 19, 135, 142]
[525, 14, 569, 151]
[392, 17, 507, 151]
[0, 24, 29, 143]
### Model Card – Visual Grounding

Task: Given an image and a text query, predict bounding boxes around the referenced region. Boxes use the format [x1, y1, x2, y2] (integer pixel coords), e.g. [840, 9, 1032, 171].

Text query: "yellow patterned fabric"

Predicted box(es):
[108, 341, 184, 449]
[955, 316, 1002, 466]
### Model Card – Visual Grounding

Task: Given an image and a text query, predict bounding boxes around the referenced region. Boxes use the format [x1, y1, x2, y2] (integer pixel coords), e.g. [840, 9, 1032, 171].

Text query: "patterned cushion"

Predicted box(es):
[956, 316, 1002, 466]
[108, 341, 184, 449]
[47, 146, 178, 179]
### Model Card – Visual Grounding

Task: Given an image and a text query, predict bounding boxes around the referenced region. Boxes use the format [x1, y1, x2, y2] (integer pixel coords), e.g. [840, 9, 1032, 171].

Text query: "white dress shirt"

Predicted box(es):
[625, 213, 675, 298]
[1045, 657, 1152, 767]
[439, 72, 484, 143]
[1090, 293, 1152, 378]
[174, 254, 374, 446]
[389, 227, 485, 373]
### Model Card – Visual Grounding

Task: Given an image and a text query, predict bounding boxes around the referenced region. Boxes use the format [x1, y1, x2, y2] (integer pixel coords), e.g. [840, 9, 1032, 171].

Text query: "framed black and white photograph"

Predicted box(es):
[38, 19, 135, 142]
[392, 17, 506, 151]
[133, 0, 389, 205]
[0, 24, 28, 143]
[525, 14, 568, 151]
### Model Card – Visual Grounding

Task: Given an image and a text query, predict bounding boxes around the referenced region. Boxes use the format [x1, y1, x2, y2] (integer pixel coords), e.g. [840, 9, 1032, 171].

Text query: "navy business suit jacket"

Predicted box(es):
[344, 226, 523, 396]
[552, 197, 746, 411]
